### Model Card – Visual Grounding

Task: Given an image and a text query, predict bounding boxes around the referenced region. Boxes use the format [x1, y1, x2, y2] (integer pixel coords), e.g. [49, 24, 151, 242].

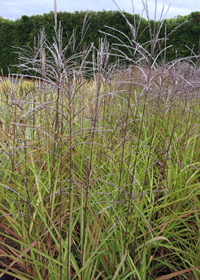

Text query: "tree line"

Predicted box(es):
[0, 10, 200, 76]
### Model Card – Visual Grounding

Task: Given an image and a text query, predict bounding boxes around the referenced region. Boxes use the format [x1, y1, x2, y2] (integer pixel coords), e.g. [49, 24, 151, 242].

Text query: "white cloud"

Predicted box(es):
[0, 0, 200, 21]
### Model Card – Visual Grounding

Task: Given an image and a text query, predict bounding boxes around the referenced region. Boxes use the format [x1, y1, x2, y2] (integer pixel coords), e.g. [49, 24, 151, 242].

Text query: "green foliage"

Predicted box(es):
[0, 21, 200, 278]
[0, 8, 200, 277]
[1, 10, 200, 76]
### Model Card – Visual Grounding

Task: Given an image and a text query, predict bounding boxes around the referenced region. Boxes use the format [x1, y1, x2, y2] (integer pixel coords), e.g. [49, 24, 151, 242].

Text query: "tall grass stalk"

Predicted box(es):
[0, 0, 200, 279]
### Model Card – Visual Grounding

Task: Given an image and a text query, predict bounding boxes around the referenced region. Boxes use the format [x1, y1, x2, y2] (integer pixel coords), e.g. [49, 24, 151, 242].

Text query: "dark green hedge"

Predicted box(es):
[0, 10, 200, 76]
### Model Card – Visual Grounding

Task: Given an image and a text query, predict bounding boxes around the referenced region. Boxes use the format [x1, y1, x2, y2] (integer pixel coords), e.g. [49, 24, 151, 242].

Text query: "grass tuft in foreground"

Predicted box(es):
[0, 1, 200, 279]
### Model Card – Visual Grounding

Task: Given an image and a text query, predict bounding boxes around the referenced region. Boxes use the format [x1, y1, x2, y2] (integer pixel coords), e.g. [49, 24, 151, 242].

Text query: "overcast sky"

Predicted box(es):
[0, 0, 200, 21]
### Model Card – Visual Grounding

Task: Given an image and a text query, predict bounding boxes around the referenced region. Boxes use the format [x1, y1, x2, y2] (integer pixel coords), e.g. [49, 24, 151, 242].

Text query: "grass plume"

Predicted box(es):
[0, 1, 200, 279]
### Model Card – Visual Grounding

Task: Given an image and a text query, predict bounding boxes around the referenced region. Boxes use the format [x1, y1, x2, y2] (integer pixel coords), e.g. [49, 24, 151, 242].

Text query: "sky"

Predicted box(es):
[0, 0, 200, 21]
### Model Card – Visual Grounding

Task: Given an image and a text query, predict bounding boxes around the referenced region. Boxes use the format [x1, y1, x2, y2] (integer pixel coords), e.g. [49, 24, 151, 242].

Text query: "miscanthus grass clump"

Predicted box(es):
[0, 1, 200, 279]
